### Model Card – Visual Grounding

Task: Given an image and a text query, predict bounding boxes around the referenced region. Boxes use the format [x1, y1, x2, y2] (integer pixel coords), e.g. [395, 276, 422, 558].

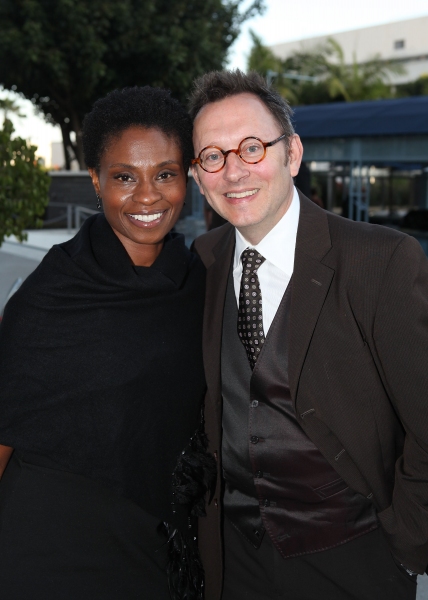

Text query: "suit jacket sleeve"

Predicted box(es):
[373, 234, 428, 572]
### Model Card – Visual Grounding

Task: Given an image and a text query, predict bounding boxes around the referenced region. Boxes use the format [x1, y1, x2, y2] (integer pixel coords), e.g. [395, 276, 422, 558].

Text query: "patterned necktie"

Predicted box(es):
[237, 249, 266, 369]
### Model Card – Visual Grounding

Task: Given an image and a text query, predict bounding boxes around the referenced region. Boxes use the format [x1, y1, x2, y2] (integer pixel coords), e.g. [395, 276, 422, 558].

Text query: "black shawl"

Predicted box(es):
[0, 214, 209, 532]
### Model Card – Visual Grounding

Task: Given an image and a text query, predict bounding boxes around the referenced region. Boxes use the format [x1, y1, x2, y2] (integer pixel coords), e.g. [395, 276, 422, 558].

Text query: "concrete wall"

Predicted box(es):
[271, 15, 428, 85]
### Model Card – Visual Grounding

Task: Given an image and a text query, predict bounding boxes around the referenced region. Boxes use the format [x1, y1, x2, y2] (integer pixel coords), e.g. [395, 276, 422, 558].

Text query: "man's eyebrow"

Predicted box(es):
[201, 137, 261, 148]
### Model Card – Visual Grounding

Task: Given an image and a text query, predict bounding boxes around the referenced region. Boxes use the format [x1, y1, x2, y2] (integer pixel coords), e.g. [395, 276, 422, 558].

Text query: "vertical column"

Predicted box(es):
[349, 140, 369, 222]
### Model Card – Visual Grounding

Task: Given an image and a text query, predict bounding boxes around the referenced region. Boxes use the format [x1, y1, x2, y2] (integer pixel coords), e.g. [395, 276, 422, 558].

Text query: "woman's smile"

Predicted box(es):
[127, 210, 167, 226]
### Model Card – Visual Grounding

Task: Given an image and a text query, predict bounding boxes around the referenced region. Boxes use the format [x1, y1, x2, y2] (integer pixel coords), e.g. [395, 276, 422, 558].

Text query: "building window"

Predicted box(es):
[394, 40, 405, 49]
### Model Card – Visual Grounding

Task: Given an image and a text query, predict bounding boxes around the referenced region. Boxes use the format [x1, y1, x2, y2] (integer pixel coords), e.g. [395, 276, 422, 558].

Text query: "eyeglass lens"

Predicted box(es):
[200, 138, 265, 172]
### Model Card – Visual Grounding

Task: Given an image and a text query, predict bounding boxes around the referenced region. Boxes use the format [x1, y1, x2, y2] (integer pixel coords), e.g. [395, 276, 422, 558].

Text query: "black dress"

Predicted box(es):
[0, 215, 213, 599]
[0, 454, 171, 599]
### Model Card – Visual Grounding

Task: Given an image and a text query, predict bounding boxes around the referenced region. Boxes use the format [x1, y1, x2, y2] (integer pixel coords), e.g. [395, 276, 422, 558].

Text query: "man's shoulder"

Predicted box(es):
[326, 210, 410, 253]
[299, 193, 410, 257]
[316, 210, 428, 289]
[193, 223, 234, 267]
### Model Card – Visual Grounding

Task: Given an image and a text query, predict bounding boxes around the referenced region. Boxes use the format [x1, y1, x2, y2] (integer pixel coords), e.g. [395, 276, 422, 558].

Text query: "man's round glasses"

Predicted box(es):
[191, 134, 287, 173]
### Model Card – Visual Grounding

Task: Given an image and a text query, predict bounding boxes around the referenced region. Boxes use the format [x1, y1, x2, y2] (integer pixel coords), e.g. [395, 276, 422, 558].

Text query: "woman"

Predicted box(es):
[0, 87, 215, 599]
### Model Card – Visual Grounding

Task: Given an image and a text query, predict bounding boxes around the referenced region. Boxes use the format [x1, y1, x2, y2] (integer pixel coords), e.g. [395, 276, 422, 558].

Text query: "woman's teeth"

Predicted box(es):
[129, 212, 163, 222]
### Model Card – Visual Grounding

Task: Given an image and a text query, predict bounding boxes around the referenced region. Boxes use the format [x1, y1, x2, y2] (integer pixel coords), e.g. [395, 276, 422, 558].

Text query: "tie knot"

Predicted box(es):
[241, 249, 265, 274]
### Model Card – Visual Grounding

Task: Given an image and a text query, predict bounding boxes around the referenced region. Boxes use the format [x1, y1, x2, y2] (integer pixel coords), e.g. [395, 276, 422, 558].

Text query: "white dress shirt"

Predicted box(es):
[233, 187, 300, 335]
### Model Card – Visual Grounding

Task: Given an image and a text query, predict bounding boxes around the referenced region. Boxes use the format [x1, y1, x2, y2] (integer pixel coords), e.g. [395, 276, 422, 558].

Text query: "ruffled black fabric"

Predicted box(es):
[172, 414, 217, 518]
[162, 411, 217, 600]
[161, 523, 205, 600]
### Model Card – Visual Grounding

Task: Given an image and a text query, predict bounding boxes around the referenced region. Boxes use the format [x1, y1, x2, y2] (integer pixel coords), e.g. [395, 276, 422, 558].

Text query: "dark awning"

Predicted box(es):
[293, 96, 428, 138]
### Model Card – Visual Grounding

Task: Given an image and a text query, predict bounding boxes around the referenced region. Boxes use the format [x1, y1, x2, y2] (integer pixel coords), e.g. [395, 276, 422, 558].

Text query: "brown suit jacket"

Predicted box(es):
[194, 193, 428, 600]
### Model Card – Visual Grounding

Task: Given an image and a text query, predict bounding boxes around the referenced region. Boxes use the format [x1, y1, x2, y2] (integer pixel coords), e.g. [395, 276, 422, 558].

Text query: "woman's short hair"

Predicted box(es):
[83, 86, 193, 171]
[188, 69, 294, 140]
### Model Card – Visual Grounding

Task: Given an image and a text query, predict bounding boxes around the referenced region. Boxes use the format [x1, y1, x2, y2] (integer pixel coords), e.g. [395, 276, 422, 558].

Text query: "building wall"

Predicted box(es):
[271, 15, 428, 84]
[51, 141, 64, 169]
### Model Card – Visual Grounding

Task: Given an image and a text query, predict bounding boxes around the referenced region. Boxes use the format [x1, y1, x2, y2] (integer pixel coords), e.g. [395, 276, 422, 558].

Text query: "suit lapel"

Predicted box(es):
[288, 194, 335, 403]
[203, 226, 235, 406]
[203, 196, 334, 409]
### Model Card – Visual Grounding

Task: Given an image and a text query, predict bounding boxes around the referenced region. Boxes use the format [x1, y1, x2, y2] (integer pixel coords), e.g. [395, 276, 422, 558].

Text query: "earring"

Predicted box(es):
[96, 194, 102, 210]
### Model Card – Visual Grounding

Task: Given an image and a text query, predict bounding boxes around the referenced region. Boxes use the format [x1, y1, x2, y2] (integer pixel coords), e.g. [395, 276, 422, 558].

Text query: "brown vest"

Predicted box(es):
[221, 271, 377, 558]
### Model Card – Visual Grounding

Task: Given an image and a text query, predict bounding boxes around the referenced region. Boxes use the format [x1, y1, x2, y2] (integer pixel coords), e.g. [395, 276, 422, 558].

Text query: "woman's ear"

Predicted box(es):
[88, 168, 101, 196]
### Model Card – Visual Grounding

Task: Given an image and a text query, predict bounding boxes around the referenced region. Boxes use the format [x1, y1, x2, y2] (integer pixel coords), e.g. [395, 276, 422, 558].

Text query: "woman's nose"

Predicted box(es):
[132, 180, 162, 204]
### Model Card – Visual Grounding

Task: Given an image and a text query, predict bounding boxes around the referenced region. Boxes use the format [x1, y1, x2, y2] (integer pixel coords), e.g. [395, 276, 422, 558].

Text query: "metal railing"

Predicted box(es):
[43, 203, 98, 232]
[74, 205, 98, 229]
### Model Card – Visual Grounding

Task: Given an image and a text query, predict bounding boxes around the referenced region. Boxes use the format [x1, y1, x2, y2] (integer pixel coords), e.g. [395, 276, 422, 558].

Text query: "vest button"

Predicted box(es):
[251, 400, 259, 407]
[255, 470, 263, 478]
[250, 435, 259, 444]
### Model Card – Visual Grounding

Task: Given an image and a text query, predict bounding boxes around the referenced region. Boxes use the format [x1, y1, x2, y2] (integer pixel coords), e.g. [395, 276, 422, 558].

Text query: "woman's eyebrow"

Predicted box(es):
[108, 160, 181, 168]
[157, 160, 181, 167]
[108, 162, 134, 169]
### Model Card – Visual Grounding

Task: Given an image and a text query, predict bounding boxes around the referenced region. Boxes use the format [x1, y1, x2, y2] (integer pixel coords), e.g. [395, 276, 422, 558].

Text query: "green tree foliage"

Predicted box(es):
[247, 31, 298, 103]
[396, 74, 428, 98]
[0, 0, 264, 169]
[0, 96, 26, 121]
[0, 119, 50, 247]
[247, 30, 281, 76]
[248, 36, 405, 105]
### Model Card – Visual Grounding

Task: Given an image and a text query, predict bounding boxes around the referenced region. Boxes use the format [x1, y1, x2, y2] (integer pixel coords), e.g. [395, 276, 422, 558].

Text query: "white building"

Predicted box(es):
[51, 141, 80, 171]
[271, 16, 428, 85]
[51, 141, 65, 169]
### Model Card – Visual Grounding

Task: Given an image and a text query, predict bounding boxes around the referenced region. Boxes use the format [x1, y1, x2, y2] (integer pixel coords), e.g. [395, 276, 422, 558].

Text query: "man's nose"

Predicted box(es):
[222, 151, 250, 182]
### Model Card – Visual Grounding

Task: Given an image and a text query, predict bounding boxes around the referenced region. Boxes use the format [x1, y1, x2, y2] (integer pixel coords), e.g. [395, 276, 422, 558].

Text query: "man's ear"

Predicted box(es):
[191, 165, 205, 196]
[88, 168, 101, 196]
[288, 135, 304, 178]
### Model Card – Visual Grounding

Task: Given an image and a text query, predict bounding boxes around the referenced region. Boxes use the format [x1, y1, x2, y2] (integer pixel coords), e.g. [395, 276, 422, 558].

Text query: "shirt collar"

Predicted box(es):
[233, 186, 300, 275]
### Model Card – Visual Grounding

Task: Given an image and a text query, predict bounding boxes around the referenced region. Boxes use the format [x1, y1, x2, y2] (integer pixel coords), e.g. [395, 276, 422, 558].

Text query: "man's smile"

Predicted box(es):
[225, 189, 259, 199]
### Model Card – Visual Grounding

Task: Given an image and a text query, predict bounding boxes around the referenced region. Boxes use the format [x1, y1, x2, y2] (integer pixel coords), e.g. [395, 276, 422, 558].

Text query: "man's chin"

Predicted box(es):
[214, 207, 260, 229]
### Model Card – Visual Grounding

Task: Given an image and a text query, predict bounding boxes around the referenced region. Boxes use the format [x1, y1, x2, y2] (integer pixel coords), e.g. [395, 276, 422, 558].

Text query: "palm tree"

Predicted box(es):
[247, 35, 406, 105]
[320, 38, 405, 102]
[247, 30, 299, 104]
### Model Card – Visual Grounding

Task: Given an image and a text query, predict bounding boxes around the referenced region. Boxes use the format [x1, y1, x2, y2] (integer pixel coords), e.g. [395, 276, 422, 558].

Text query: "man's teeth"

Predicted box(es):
[226, 189, 258, 199]
[129, 212, 163, 222]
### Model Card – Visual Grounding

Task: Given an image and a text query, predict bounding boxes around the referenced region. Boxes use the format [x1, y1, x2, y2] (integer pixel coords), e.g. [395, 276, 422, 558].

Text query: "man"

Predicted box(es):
[190, 70, 428, 600]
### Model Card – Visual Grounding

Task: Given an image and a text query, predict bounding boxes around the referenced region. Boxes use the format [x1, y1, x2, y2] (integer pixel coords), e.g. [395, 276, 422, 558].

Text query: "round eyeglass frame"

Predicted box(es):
[191, 133, 288, 173]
